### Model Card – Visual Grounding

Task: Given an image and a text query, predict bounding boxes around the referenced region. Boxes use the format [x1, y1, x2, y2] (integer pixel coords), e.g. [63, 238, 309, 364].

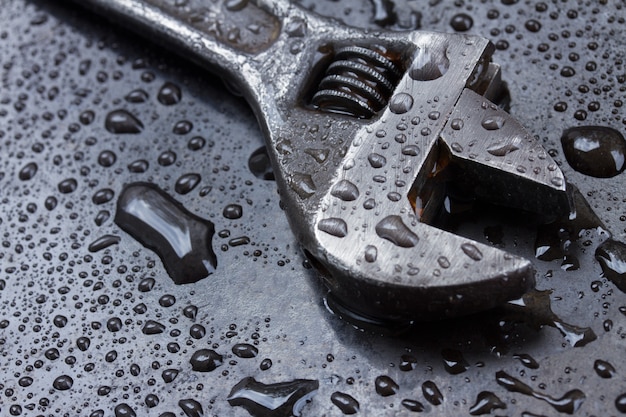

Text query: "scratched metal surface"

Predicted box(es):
[0, 1, 625, 417]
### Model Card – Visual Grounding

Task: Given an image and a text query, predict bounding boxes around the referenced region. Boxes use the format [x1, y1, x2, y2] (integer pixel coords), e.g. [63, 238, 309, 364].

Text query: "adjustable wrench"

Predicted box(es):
[76, 0, 571, 320]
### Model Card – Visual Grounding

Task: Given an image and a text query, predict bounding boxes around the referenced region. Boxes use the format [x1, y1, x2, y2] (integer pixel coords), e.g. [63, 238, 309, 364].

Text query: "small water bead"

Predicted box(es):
[98, 150, 116, 167]
[125, 89, 149, 103]
[18, 162, 37, 180]
[441, 348, 469, 374]
[105, 109, 143, 134]
[450, 13, 473, 31]
[223, 204, 243, 219]
[374, 375, 399, 396]
[401, 399, 424, 412]
[179, 400, 203, 417]
[593, 359, 616, 378]
[364, 245, 377, 262]
[232, 343, 258, 358]
[158, 150, 177, 166]
[128, 159, 149, 173]
[52, 375, 73, 390]
[525, 19, 542, 32]
[188, 136, 206, 151]
[173, 120, 193, 134]
[616, 393, 626, 413]
[159, 294, 176, 307]
[162, 369, 179, 383]
[469, 391, 506, 415]
[248, 146, 275, 180]
[513, 353, 539, 369]
[157, 82, 182, 105]
[79, 110, 95, 125]
[260, 358, 272, 370]
[107, 317, 123, 332]
[368, 153, 386, 168]
[318, 218, 348, 238]
[331, 391, 359, 415]
[389, 92, 413, 114]
[183, 305, 198, 319]
[422, 380, 443, 405]
[58, 178, 77, 194]
[450, 118, 464, 130]
[561, 126, 626, 178]
[481, 115, 506, 130]
[175, 173, 201, 194]
[331, 180, 359, 201]
[190, 349, 223, 372]
[142, 320, 166, 335]
[92, 188, 114, 204]
[375, 216, 419, 248]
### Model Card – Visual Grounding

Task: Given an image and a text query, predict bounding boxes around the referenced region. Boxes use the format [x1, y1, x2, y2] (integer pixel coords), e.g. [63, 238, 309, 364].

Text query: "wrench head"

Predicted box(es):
[273, 31, 571, 321]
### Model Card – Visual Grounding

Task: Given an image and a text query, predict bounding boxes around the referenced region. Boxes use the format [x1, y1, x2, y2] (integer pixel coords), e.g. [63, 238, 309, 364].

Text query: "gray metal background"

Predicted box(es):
[0, 0, 625, 416]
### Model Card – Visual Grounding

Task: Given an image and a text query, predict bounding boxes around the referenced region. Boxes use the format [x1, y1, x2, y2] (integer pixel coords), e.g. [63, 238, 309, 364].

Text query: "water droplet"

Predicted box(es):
[289, 172, 316, 199]
[331, 180, 359, 201]
[188, 136, 206, 151]
[173, 120, 193, 135]
[481, 115, 506, 130]
[364, 245, 377, 262]
[223, 204, 243, 219]
[496, 370, 585, 413]
[595, 239, 626, 293]
[142, 320, 166, 335]
[450, 118, 464, 130]
[162, 368, 179, 383]
[228, 377, 318, 417]
[318, 218, 348, 238]
[175, 173, 201, 194]
[52, 375, 73, 390]
[58, 178, 77, 194]
[469, 391, 506, 415]
[183, 305, 198, 319]
[179, 399, 203, 417]
[157, 82, 182, 105]
[374, 375, 399, 396]
[616, 393, 626, 413]
[441, 348, 469, 374]
[158, 150, 177, 166]
[450, 13, 473, 31]
[125, 89, 149, 103]
[409, 46, 449, 81]
[105, 109, 143, 134]
[225, 0, 249, 12]
[593, 359, 616, 378]
[114, 183, 217, 284]
[513, 353, 539, 369]
[401, 399, 424, 412]
[487, 141, 519, 156]
[376, 216, 419, 248]
[128, 159, 149, 173]
[368, 153, 386, 168]
[114, 403, 136, 417]
[561, 126, 626, 178]
[190, 349, 223, 372]
[331, 391, 359, 414]
[88, 234, 121, 252]
[232, 343, 258, 358]
[98, 150, 116, 167]
[461, 243, 483, 261]
[389, 93, 413, 114]
[304, 148, 329, 163]
[260, 358, 272, 371]
[363, 198, 376, 210]
[249, 146, 275, 180]
[422, 380, 443, 405]
[402, 145, 420, 156]
[92, 188, 114, 205]
[18, 162, 37, 180]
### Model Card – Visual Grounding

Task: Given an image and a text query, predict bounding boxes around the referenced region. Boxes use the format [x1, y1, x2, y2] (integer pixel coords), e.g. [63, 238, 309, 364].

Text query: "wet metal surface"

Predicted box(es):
[0, 0, 625, 416]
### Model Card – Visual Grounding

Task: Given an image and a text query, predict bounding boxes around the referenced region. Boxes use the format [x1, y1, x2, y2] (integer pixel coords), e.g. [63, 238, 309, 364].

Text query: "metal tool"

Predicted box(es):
[76, 0, 571, 320]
